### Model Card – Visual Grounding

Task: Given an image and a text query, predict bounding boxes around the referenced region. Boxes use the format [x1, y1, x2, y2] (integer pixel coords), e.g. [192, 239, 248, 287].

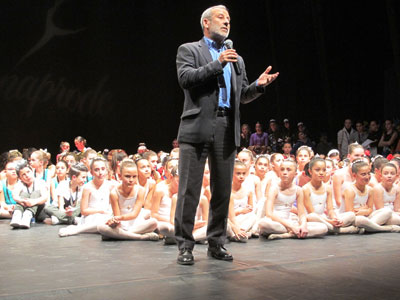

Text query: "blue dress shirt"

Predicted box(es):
[204, 37, 232, 108]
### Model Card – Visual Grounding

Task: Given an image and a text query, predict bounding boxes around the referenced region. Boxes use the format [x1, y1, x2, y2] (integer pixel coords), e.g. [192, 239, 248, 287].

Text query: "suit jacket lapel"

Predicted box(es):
[230, 62, 237, 105]
[199, 38, 213, 63]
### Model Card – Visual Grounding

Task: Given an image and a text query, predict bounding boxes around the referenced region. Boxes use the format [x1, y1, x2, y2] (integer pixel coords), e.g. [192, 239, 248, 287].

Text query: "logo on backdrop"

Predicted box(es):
[0, 0, 114, 118]
[16, 0, 85, 67]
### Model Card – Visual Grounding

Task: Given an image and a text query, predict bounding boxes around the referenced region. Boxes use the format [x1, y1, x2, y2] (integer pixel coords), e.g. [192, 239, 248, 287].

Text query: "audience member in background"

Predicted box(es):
[316, 133, 333, 156]
[281, 118, 295, 144]
[249, 122, 268, 155]
[56, 141, 70, 162]
[292, 131, 314, 155]
[366, 120, 381, 157]
[268, 119, 283, 153]
[239, 123, 251, 152]
[379, 119, 398, 156]
[172, 138, 179, 150]
[350, 121, 368, 145]
[337, 119, 355, 159]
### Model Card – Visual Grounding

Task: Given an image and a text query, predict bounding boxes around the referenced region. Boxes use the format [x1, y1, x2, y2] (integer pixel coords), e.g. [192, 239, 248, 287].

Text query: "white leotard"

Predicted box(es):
[117, 186, 139, 215]
[81, 180, 112, 225]
[310, 185, 327, 215]
[380, 185, 396, 211]
[234, 196, 248, 210]
[116, 186, 143, 230]
[339, 184, 369, 213]
[158, 195, 172, 219]
[273, 188, 298, 220]
[243, 174, 257, 205]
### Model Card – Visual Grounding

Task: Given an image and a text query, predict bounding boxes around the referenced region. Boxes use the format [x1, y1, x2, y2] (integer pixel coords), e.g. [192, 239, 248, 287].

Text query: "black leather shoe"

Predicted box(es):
[177, 248, 194, 265]
[207, 245, 233, 261]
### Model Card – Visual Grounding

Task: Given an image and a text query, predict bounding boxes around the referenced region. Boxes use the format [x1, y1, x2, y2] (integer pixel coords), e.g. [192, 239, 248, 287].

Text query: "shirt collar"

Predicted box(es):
[204, 36, 224, 51]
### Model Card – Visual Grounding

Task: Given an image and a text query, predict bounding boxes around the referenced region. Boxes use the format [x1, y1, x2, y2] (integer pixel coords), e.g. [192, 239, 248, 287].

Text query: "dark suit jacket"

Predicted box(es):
[176, 38, 266, 147]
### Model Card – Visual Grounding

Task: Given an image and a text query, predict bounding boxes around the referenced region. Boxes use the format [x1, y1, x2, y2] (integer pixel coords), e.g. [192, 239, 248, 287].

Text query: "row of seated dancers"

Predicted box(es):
[1, 143, 400, 243]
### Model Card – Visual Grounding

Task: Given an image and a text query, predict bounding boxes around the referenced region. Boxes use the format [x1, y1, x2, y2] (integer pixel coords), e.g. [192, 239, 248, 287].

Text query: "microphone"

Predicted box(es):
[224, 39, 241, 75]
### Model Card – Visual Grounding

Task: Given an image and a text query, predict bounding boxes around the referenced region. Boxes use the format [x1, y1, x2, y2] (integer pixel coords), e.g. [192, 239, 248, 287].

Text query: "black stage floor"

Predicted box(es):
[1, 219, 400, 300]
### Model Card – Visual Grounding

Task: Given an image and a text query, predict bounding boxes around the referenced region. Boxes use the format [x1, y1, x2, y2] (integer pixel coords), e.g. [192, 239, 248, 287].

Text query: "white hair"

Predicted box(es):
[200, 5, 228, 30]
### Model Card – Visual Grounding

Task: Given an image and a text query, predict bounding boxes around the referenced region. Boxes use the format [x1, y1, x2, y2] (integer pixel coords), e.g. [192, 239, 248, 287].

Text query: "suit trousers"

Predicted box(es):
[175, 114, 236, 250]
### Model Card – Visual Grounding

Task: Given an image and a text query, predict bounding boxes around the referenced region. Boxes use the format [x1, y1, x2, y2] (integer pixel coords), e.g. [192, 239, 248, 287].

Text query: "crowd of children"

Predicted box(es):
[1, 135, 400, 246]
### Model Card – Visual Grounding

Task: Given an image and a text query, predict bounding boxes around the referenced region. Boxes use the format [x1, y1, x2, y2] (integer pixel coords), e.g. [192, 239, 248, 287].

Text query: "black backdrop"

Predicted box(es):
[0, 0, 398, 157]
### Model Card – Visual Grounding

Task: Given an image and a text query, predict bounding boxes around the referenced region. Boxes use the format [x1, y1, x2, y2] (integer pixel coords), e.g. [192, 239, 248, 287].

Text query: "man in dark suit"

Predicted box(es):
[175, 5, 279, 265]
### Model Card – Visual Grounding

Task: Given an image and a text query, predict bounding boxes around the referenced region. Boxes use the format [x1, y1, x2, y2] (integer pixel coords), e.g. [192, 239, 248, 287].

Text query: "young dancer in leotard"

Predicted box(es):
[97, 160, 159, 240]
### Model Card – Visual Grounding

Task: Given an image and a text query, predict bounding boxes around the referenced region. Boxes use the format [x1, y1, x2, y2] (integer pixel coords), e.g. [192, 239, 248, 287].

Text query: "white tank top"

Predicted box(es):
[158, 195, 172, 219]
[234, 196, 248, 210]
[88, 180, 112, 212]
[340, 184, 369, 213]
[273, 187, 298, 220]
[310, 185, 327, 215]
[117, 186, 139, 215]
[243, 174, 257, 205]
[380, 185, 396, 211]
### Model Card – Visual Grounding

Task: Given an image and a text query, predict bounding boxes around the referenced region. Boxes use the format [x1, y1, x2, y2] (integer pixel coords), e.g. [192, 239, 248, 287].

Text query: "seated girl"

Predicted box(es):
[30, 150, 51, 185]
[151, 164, 180, 244]
[372, 163, 400, 226]
[0, 162, 18, 218]
[237, 149, 262, 211]
[295, 146, 313, 187]
[97, 160, 159, 241]
[136, 158, 156, 211]
[10, 160, 49, 229]
[170, 166, 209, 243]
[44, 163, 88, 225]
[258, 159, 328, 240]
[49, 160, 69, 206]
[227, 161, 256, 242]
[302, 157, 357, 234]
[342, 160, 400, 233]
[58, 158, 115, 237]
